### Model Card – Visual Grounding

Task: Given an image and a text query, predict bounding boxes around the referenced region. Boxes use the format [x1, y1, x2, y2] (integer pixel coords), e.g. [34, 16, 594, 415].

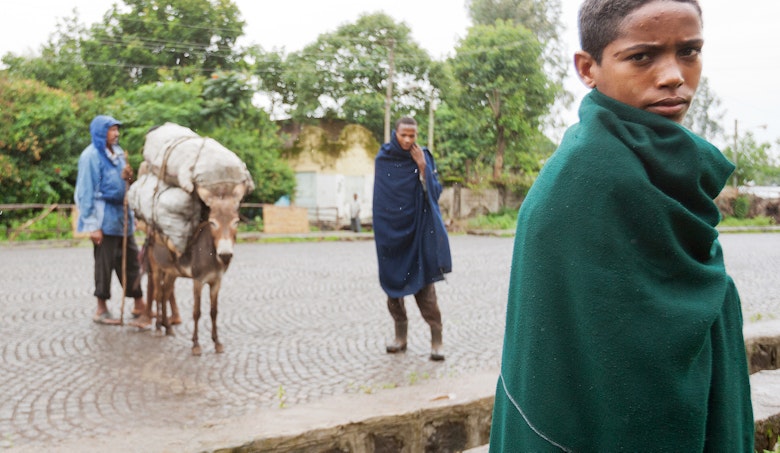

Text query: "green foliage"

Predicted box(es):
[200, 72, 254, 126]
[443, 20, 558, 183]
[467, 208, 519, 230]
[467, 0, 561, 39]
[725, 131, 779, 186]
[207, 122, 295, 204]
[682, 77, 725, 143]
[0, 210, 73, 241]
[281, 12, 434, 140]
[719, 215, 774, 227]
[111, 79, 205, 165]
[0, 76, 92, 205]
[1, 14, 93, 92]
[733, 195, 751, 219]
[466, 0, 569, 115]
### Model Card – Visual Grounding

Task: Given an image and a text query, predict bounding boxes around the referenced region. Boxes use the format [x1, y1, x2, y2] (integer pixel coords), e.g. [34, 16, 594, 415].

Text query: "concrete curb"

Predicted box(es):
[11, 372, 499, 453]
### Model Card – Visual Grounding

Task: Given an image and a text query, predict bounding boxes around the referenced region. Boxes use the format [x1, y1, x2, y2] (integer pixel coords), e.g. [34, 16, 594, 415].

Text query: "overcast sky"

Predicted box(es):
[1, 0, 777, 149]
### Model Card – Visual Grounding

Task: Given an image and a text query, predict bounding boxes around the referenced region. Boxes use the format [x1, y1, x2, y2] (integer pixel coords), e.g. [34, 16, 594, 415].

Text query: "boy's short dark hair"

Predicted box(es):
[395, 117, 417, 130]
[579, 0, 702, 64]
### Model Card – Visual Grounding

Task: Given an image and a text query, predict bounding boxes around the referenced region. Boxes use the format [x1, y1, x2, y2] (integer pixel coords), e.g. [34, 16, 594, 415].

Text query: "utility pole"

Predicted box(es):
[428, 90, 435, 152]
[733, 119, 738, 190]
[383, 39, 395, 144]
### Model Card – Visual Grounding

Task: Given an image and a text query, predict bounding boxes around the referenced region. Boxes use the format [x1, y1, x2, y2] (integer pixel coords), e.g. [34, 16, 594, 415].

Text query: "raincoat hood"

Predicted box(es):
[90, 115, 122, 153]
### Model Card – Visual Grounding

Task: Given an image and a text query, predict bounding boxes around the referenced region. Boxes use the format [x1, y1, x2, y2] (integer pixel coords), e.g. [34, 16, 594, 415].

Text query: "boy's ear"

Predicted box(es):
[574, 50, 598, 89]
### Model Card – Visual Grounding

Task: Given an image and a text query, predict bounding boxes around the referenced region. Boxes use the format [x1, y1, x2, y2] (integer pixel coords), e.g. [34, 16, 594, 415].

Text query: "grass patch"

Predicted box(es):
[719, 216, 776, 228]
[467, 208, 518, 231]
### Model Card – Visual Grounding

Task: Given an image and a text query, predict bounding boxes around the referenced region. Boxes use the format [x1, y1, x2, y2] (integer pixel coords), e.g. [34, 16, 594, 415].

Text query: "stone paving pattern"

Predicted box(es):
[1, 233, 779, 450]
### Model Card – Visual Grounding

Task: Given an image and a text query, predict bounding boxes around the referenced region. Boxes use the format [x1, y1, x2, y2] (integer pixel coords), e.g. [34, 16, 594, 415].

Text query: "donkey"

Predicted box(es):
[143, 183, 245, 355]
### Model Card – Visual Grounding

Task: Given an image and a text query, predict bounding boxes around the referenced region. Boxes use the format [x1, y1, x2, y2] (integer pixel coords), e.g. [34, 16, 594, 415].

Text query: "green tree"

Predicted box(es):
[467, 0, 562, 43]
[1, 12, 93, 93]
[682, 77, 725, 143]
[726, 131, 778, 186]
[108, 76, 294, 203]
[246, 46, 289, 119]
[200, 71, 255, 126]
[446, 21, 557, 181]
[81, 0, 246, 94]
[0, 76, 93, 205]
[282, 12, 433, 140]
[3, 0, 247, 96]
[107, 79, 205, 168]
[466, 0, 569, 123]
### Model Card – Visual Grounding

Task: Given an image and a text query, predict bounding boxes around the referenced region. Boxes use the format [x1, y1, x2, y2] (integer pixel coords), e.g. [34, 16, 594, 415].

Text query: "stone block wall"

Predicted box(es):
[439, 187, 502, 220]
[262, 204, 310, 234]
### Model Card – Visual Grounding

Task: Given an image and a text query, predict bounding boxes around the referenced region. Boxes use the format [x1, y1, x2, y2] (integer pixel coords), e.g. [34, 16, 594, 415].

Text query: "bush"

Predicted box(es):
[467, 208, 518, 230]
[733, 195, 751, 219]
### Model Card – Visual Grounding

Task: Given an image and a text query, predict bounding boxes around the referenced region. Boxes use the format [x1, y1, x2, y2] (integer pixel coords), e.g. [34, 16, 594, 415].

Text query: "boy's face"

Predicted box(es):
[574, 1, 703, 123]
[395, 124, 418, 151]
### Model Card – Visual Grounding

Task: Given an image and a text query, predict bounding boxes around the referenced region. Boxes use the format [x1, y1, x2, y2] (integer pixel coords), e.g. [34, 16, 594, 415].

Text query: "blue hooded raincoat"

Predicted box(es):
[74, 115, 134, 236]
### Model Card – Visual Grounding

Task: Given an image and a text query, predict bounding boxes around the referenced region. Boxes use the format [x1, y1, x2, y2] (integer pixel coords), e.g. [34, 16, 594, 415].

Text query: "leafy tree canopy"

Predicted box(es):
[281, 12, 434, 140]
[0, 76, 95, 205]
[442, 20, 558, 183]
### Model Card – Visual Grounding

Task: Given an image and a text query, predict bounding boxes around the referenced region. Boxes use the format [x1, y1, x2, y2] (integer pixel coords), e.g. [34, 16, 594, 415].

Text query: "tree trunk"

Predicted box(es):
[494, 124, 505, 180]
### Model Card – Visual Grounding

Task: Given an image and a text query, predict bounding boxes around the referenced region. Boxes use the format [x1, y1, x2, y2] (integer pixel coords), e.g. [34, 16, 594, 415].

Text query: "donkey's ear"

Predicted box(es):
[232, 183, 247, 200]
[196, 186, 214, 206]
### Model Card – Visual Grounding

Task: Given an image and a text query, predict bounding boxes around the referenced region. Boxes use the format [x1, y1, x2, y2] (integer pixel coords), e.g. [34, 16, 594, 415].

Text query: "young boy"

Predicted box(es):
[372, 117, 451, 361]
[489, 0, 754, 451]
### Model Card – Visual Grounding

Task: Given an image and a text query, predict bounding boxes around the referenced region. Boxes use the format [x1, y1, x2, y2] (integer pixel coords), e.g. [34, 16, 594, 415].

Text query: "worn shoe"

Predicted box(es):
[92, 311, 120, 326]
[386, 340, 408, 354]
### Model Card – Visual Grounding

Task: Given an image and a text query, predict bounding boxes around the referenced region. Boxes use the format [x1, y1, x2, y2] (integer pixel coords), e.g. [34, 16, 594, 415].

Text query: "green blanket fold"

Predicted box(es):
[490, 90, 753, 452]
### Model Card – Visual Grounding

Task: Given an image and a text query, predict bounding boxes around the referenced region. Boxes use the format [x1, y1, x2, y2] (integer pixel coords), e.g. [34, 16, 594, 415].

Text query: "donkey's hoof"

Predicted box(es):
[192, 345, 202, 356]
[215, 343, 224, 354]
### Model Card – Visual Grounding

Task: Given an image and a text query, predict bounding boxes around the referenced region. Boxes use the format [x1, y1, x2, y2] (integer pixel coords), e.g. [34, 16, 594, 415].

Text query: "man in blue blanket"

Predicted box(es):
[372, 117, 452, 361]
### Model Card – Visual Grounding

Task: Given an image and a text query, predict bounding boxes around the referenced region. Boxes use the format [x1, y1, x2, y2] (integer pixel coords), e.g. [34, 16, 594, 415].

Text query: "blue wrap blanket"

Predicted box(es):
[372, 132, 452, 298]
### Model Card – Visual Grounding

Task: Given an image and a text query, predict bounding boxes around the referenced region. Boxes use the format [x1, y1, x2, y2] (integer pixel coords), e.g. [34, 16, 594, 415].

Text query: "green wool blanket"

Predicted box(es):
[490, 90, 753, 452]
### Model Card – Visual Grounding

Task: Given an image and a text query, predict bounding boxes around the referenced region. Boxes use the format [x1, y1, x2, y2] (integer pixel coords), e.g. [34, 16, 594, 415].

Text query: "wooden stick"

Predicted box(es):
[120, 178, 129, 326]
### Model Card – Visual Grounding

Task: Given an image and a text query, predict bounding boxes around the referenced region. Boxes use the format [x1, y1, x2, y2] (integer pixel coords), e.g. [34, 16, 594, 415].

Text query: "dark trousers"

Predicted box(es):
[350, 217, 361, 232]
[386, 283, 442, 331]
[93, 234, 143, 300]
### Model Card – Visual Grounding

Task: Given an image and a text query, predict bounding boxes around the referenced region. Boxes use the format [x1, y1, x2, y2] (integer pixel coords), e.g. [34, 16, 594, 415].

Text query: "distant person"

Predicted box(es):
[372, 117, 451, 361]
[75, 115, 145, 325]
[489, 0, 753, 451]
[349, 193, 361, 232]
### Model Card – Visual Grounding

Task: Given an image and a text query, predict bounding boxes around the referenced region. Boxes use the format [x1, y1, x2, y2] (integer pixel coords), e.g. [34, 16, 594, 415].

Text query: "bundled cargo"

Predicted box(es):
[128, 123, 254, 256]
[142, 122, 255, 196]
[128, 168, 202, 254]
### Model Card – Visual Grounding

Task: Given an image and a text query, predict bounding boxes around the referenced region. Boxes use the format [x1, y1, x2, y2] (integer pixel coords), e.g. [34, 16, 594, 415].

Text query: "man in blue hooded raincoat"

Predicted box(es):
[75, 115, 145, 324]
[372, 117, 452, 361]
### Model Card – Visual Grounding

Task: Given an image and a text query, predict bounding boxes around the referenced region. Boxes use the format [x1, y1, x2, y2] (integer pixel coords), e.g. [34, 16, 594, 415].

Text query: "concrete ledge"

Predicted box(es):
[752, 370, 780, 451]
[745, 320, 780, 374]
[215, 371, 496, 453]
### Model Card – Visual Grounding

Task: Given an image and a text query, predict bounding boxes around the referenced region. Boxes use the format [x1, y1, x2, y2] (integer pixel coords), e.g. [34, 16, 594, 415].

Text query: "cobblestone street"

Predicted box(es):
[1, 233, 779, 450]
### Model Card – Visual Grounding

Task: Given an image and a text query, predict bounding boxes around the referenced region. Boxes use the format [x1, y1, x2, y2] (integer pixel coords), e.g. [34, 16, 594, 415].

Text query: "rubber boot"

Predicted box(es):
[430, 325, 444, 361]
[386, 321, 408, 353]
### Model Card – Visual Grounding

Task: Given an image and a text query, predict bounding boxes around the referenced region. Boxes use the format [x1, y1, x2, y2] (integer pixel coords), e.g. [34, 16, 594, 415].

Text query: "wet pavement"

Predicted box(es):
[1, 233, 780, 451]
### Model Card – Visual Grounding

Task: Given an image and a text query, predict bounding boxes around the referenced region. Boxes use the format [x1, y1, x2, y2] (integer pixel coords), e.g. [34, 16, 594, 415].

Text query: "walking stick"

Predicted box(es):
[120, 173, 129, 326]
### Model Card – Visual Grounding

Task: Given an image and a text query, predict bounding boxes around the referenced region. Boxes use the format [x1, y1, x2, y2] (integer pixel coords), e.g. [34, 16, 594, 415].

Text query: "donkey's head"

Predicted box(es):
[197, 184, 247, 267]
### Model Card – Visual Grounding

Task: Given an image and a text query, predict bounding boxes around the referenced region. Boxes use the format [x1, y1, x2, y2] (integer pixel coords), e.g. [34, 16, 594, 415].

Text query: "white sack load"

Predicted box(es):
[128, 171, 202, 255]
[142, 122, 255, 195]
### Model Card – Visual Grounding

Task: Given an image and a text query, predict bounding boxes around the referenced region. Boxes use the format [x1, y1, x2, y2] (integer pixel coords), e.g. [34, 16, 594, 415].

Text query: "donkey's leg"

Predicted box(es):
[209, 280, 223, 353]
[161, 273, 176, 336]
[192, 280, 203, 356]
[169, 290, 182, 325]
